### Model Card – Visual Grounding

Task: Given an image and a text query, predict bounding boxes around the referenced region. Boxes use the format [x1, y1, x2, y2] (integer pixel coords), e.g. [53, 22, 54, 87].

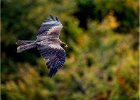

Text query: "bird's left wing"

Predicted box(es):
[38, 44, 66, 77]
[37, 16, 63, 38]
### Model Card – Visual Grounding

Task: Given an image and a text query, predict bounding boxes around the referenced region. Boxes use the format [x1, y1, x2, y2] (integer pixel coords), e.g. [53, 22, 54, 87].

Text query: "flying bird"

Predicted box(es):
[16, 15, 68, 77]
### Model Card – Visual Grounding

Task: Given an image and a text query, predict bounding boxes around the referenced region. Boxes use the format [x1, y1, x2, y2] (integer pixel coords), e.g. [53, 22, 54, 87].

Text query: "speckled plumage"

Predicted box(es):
[16, 16, 67, 77]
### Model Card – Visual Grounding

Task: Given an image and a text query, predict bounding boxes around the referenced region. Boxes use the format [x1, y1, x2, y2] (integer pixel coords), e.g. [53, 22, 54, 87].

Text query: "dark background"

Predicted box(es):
[1, 0, 139, 100]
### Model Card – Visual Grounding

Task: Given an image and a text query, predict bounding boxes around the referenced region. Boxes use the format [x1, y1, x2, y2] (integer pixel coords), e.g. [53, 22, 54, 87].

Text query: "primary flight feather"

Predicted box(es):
[16, 15, 68, 77]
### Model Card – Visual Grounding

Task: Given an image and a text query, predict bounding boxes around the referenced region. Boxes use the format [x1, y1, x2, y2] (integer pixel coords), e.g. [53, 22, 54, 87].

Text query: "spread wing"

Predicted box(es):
[38, 44, 66, 77]
[37, 15, 63, 38]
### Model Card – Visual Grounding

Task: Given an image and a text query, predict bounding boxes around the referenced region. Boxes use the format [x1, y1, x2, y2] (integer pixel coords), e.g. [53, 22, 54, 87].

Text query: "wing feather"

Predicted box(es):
[37, 16, 63, 38]
[37, 44, 66, 77]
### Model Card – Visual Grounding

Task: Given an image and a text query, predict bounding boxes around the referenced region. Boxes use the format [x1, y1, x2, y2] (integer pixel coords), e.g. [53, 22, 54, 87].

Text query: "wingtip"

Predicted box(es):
[50, 15, 53, 18]
[50, 15, 55, 20]
[48, 68, 58, 78]
[55, 17, 59, 21]
[49, 15, 59, 21]
[48, 73, 53, 78]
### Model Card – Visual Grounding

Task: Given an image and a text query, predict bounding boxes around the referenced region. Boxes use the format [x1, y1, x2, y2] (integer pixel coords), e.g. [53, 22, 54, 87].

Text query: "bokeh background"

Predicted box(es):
[1, 0, 139, 100]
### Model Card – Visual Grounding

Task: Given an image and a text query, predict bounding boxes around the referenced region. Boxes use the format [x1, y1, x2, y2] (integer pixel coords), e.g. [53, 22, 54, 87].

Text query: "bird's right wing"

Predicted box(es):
[38, 44, 66, 77]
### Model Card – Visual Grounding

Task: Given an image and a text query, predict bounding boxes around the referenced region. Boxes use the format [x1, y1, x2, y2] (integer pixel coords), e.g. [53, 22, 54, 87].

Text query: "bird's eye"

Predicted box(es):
[60, 43, 65, 47]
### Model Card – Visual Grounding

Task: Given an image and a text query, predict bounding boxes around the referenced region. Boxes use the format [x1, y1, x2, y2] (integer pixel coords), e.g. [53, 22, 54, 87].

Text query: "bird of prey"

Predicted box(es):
[16, 15, 68, 77]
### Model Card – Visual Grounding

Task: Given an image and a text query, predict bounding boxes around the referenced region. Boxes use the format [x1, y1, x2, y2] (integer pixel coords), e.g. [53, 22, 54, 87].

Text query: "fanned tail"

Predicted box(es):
[16, 40, 36, 53]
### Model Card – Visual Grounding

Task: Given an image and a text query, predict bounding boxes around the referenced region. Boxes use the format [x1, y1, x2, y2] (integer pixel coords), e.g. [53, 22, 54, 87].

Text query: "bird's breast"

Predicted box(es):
[36, 38, 60, 50]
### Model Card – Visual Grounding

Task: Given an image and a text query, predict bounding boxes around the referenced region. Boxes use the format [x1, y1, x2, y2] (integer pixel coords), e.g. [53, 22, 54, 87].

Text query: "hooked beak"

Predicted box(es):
[65, 44, 68, 48]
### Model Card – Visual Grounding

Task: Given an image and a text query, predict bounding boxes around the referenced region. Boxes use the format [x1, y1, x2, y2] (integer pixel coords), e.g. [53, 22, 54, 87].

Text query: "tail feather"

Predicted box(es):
[16, 40, 36, 53]
[16, 40, 35, 46]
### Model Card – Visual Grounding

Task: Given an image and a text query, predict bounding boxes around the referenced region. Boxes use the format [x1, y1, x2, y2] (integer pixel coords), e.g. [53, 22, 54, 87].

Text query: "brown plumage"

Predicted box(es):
[16, 15, 68, 77]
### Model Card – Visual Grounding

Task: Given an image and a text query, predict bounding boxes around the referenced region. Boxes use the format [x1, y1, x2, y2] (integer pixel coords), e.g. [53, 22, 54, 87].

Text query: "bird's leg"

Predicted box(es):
[60, 41, 68, 48]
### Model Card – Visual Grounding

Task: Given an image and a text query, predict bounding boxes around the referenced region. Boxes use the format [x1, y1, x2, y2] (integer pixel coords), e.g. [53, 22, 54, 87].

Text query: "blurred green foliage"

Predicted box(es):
[1, 0, 139, 100]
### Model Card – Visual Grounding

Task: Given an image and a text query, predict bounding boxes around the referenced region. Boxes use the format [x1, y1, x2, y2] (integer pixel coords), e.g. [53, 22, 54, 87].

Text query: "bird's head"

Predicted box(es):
[61, 42, 68, 48]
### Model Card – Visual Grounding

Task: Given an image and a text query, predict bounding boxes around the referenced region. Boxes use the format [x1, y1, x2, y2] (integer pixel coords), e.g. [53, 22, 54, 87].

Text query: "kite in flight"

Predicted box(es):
[16, 15, 68, 77]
